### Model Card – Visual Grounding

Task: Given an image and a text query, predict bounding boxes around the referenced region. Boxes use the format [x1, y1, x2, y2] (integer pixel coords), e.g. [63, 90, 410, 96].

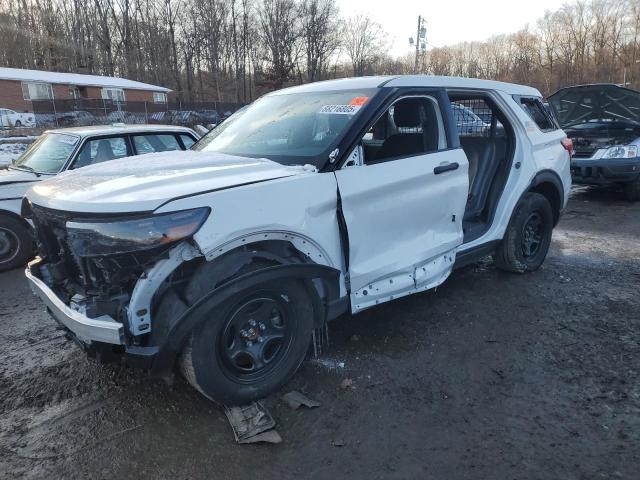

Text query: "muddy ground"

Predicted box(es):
[1, 186, 638, 480]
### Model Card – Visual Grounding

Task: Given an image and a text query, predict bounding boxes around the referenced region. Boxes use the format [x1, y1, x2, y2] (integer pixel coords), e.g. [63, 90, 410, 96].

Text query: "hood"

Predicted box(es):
[0, 167, 42, 200]
[26, 151, 313, 213]
[548, 84, 640, 128]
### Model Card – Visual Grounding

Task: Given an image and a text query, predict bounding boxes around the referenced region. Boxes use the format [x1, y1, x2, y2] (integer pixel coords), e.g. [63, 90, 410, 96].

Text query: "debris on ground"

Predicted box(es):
[309, 357, 345, 371]
[282, 391, 321, 410]
[331, 439, 345, 447]
[224, 402, 282, 444]
[340, 378, 355, 390]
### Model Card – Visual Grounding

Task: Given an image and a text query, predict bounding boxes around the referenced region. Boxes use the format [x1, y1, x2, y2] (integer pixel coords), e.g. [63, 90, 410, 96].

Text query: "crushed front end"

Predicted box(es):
[24, 202, 207, 367]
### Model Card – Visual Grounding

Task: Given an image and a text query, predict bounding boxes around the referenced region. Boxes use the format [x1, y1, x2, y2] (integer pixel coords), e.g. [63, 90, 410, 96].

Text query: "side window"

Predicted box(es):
[180, 134, 195, 149]
[133, 134, 181, 154]
[73, 137, 128, 169]
[361, 96, 444, 165]
[451, 99, 506, 138]
[517, 97, 557, 132]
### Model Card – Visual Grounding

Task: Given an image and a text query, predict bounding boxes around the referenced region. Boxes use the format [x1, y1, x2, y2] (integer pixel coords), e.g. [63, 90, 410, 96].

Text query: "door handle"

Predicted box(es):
[434, 162, 459, 175]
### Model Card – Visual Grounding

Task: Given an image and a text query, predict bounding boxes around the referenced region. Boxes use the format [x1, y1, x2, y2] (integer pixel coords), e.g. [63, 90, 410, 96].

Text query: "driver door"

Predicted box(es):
[334, 93, 469, 312]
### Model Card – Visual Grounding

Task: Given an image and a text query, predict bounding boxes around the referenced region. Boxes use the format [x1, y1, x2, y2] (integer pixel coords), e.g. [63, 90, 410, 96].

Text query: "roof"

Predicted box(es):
[271, 75, 541, 97]
[44, 124, 196, 138]
[0, 67, 171, 93]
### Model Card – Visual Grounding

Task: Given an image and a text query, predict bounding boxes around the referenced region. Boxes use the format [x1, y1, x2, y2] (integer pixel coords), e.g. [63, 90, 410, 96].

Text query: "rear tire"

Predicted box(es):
[179, 276, 314, 405]
[624, 179, 640, 201]
[0, 215, 33, 272]
[494, 192, 554, 273]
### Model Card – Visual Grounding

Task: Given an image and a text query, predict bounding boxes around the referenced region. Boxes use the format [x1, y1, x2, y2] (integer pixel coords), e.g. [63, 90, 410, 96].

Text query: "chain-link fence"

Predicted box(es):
[1, 98, 245, 137]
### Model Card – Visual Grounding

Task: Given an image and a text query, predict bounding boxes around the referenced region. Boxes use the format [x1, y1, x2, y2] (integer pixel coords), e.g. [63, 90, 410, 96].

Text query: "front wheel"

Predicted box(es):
[494, 192, 554, 273]
[179, 277, 314, 405]
[0, 215, 33, 272]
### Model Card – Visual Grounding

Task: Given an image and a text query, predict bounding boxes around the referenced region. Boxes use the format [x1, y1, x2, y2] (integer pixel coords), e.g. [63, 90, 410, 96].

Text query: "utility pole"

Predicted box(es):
[410, 16, 427, 74]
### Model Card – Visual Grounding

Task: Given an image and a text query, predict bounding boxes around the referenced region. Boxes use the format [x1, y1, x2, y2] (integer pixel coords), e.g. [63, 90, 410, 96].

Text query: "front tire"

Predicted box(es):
[494, 192, 554, 273]
[0, 215, 33, 271]
[180, 277, 314, 405]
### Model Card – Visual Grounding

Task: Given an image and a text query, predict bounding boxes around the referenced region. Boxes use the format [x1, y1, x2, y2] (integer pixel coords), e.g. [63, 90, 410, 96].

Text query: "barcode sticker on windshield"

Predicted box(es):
[319, 105, 361, 115]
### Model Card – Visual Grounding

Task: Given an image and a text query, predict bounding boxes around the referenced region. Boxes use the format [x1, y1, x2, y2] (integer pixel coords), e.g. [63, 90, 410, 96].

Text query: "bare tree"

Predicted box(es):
[342, 14, 386, 76]
[299, 0, 338, 81]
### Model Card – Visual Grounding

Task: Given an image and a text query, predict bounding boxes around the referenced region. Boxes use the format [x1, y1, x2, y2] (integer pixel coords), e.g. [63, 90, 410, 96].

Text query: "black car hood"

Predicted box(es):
[548, 84, 640, 128]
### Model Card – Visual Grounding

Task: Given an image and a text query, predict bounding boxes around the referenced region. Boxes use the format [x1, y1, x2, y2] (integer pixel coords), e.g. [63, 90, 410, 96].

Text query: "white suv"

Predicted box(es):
[24, 76, 571, 405]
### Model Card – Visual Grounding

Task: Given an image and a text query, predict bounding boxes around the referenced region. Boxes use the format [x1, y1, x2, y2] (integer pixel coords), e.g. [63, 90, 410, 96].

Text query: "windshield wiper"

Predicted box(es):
[9, 165, 41, 177]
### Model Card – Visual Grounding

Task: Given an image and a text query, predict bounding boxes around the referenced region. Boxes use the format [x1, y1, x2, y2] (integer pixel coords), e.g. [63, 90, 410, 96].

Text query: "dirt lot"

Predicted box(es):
[1, 186, 638, 480]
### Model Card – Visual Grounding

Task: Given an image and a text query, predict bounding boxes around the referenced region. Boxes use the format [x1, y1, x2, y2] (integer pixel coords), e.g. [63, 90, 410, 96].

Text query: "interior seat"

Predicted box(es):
[460, 136, 507, 219]
[94, 140, 116, 163]
[374, 98, 438, 163]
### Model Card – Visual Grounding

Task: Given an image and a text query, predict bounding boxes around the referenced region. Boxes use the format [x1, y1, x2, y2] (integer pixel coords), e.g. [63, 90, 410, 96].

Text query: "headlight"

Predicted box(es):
[602, 145, 638, 159]
[66, 207, 210, 256]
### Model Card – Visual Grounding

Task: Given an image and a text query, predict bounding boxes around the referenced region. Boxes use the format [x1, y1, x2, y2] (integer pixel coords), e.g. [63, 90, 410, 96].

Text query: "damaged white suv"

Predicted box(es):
[24, 76, 572, 405]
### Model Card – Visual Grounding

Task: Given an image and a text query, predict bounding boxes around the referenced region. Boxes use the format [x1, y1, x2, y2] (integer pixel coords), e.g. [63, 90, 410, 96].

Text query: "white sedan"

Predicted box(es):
[0, 108, 36, 128]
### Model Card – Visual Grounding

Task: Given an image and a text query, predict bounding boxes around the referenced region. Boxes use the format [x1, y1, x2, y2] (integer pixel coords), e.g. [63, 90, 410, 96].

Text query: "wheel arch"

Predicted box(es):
[528, 170, 564, 225]
[150, 262, 344, 380]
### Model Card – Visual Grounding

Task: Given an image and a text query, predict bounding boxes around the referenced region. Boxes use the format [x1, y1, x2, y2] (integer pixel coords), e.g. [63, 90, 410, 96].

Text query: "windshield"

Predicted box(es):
[12, 133, 79, 174]
[193, 89, 377, 166]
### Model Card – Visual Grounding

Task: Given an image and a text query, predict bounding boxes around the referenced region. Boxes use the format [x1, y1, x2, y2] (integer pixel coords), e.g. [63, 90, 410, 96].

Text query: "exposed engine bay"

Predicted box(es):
[548, 84, 640, 158]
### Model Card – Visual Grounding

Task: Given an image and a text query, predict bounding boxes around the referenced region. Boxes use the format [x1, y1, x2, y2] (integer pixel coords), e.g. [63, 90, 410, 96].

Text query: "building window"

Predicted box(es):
[21, 82, 54, 100]
[101, 88, 126, 102]
[69, 86, 80, 99]
[153, 92, 167, 103]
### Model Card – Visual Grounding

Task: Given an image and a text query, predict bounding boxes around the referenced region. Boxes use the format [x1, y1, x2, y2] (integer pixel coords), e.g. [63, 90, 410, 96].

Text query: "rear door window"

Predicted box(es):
[132, 134, 182, 154]
[517, 97, 557, 132]
[72, 136, 128, 169]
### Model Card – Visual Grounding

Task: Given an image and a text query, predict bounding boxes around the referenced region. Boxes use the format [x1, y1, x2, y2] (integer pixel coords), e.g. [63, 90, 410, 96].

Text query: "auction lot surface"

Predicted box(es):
[1, 187, 638, 480]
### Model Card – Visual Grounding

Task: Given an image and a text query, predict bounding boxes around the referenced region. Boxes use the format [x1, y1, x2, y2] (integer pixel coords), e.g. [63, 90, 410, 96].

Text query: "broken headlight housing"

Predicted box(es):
[602, 145, 638, 159]
[66, 207, 210, 257]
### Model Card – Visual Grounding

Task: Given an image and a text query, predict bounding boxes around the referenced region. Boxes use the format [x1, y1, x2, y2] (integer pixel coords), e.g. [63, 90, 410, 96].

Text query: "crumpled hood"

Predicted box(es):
[0, 168, 42, 200]
[26, 150, 312, 213]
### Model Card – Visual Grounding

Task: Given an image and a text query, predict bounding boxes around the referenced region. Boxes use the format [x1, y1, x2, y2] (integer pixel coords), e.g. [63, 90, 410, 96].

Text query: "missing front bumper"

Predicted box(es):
[26, 258, 125, 345]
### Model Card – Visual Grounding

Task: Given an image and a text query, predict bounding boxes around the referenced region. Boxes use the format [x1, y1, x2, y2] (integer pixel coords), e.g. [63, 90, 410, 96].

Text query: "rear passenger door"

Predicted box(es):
[335, 92, 469, 312]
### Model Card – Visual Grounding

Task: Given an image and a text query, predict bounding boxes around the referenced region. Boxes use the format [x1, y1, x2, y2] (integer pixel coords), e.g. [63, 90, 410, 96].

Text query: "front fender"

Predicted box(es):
[150, 263, 343, 378]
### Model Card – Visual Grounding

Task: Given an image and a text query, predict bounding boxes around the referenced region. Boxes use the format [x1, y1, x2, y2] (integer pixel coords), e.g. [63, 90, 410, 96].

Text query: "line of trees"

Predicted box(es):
[1, 0, 639, 101]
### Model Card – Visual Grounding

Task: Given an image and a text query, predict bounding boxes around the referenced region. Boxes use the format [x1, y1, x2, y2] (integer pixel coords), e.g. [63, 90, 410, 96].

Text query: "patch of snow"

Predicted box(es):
[0, 67, 170, 92]
[0, 142, 28, 167]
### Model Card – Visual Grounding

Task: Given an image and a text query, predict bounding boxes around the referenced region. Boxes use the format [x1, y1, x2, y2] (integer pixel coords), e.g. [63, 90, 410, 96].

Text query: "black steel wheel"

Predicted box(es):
[218, 294, 296, 382]
[494, 192, 554, 273]
[179, 273, 315, 406]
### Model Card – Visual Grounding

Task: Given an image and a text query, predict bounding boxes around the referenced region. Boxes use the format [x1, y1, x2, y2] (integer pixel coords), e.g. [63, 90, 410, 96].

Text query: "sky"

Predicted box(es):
[337, 0, 565, 56]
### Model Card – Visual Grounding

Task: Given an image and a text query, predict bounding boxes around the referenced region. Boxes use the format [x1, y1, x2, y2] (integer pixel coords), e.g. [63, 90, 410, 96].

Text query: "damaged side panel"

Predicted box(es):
[155, 172, 347, 295]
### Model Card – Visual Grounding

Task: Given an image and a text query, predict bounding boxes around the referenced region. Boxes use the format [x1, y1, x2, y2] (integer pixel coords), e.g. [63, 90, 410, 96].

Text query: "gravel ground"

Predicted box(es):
[0, 186, 638, 480]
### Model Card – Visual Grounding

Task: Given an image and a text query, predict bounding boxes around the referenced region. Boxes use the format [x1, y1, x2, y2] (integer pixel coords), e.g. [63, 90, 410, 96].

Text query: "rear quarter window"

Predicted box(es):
[515, 96, 558, 132]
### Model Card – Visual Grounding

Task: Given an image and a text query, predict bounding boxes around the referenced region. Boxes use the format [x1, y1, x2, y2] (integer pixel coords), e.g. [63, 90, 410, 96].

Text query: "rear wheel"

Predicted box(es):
[624, 179, 640, 201]
[494, 192, 554, 273]
[0, 215, 33, 272]
[14, 120, 22, 128]
[178, 266, 314, 405]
